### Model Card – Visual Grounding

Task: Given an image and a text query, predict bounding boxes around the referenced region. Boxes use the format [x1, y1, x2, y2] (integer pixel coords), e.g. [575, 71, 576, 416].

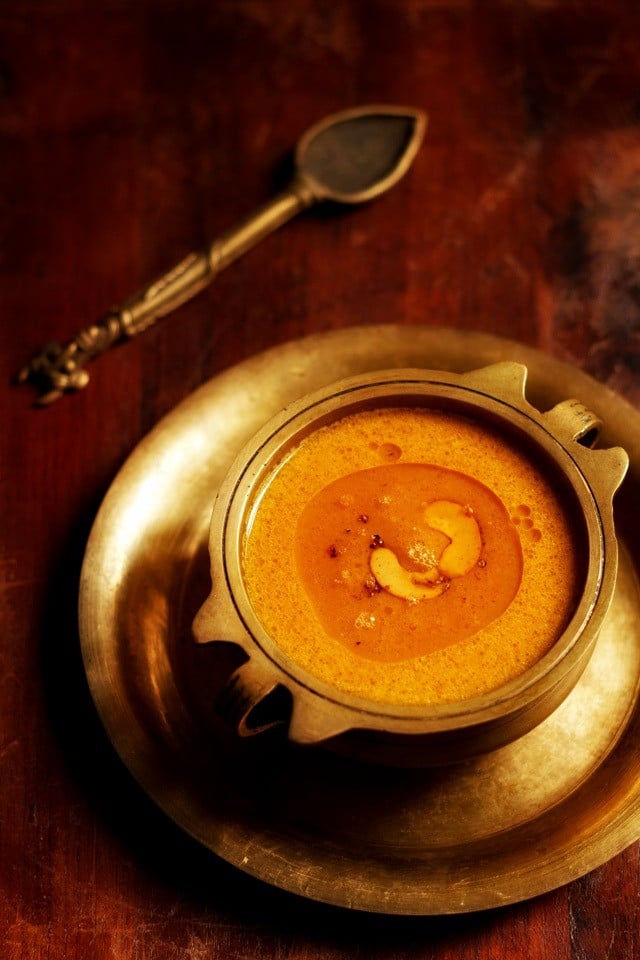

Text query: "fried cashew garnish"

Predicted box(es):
[369, 500, 482, 601]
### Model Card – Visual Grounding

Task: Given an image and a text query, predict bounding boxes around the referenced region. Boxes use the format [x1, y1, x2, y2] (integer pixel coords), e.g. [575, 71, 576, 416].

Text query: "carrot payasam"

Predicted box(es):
[241, 407, 581, 706]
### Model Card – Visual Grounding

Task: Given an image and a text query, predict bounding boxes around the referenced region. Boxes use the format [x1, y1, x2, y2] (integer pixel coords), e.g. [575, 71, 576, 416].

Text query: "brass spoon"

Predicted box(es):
[19, 104, 426, 405]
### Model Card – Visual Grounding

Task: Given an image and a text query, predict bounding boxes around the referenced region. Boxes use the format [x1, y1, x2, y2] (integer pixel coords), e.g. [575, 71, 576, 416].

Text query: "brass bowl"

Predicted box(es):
[193, 362, 629, 765]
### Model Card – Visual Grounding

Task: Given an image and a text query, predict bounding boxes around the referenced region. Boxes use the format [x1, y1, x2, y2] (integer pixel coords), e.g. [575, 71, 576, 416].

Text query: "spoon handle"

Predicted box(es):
[18, 178, 315, 405]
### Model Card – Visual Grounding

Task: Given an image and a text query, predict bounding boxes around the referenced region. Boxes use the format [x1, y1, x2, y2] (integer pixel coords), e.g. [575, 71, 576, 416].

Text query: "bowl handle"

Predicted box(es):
[542, 399, 629, 499]
[542, 399, 602, 448]
[216, 659, 288, 736]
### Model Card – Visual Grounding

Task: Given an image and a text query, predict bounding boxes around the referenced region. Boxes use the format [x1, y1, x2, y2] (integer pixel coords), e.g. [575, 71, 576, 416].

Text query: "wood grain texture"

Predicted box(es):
[2, 1, 640, 957]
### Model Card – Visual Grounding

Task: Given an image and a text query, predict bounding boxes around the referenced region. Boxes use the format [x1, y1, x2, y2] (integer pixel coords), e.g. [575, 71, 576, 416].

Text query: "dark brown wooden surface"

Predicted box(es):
[3, 1, 640, 957]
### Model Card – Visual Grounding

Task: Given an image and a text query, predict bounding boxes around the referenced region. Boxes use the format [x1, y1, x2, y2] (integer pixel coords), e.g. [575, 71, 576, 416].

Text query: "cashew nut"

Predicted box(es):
[424, 500, 482, 578]
[369, 499, 482, 602]
[369, 547, 448, 601]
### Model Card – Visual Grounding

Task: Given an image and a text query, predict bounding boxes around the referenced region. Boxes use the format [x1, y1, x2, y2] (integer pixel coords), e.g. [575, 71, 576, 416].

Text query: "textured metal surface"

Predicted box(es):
[79, 326, 640, 914]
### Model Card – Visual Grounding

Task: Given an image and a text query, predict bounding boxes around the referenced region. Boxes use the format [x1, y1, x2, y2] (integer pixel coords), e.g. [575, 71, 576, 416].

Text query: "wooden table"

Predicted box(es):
[3, 2, 640, 957]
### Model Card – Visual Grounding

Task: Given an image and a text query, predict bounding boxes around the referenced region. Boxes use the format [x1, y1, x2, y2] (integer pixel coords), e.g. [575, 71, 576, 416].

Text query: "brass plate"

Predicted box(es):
[79, 325, 640, 915]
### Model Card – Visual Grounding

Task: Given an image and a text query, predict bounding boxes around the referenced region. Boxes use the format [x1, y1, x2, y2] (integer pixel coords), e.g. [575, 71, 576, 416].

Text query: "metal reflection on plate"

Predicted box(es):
[79, 326, 640, 915]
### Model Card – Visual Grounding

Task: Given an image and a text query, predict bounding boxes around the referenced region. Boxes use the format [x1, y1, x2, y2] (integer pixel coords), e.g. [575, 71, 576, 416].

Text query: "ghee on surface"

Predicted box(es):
[241, 408, 580, 706]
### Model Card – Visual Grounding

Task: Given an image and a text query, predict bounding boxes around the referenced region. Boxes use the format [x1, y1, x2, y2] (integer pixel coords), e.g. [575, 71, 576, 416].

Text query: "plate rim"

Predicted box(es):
[78, 324, 640, 915]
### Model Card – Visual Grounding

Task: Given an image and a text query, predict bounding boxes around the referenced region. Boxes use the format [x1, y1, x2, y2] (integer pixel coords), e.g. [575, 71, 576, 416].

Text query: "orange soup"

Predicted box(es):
[242, 407, 581, 706]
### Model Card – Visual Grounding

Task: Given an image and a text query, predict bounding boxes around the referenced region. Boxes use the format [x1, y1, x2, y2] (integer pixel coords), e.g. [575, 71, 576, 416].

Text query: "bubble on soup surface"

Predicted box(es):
[379, 442, 402, 461]
[354, 612, 377, 630]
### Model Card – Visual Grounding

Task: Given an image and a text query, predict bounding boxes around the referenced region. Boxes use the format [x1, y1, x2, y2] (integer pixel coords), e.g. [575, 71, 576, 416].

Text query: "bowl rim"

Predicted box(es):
[209, 365, 616, 734]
